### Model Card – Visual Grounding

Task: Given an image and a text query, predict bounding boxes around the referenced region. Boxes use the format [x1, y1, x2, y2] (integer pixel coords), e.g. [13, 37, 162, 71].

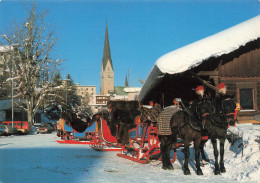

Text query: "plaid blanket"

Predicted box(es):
[140, 105, 162, 123]
[157, 105, 180, 135]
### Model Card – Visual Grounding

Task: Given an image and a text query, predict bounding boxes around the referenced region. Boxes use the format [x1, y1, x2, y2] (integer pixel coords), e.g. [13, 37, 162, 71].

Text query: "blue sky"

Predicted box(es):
[0, 0, 259, 93]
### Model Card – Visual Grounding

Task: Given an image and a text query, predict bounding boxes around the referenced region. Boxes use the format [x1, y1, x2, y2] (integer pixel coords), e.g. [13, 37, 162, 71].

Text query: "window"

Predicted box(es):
[240, 88, 254, 110]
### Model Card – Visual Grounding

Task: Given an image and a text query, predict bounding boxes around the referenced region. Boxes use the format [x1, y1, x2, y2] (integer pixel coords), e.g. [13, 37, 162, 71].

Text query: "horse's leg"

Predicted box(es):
[219, 138, 226, 173]
[159, 136, 174, 170]
[194, 139, 203, 175]
[200, 140, 209, 164]
[183, 141, 191, 175]
[212, 139, 220, 175]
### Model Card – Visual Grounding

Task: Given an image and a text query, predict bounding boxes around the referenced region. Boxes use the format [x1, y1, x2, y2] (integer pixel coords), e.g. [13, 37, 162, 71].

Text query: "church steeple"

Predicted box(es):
[125, 75, 129, 87]
[102, 20, 113, 71]
[101, 20, 114, 95]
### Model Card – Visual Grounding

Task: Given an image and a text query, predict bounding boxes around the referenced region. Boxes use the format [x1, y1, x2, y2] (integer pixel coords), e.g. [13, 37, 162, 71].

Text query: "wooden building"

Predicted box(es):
[198, 45, 260, 122]
[139, 15, 260, 123]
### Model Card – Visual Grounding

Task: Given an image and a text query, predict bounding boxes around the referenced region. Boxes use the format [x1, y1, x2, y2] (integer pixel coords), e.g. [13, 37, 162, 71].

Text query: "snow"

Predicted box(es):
[0, 124, 259, 183]
[139, 15, 260, 101]
[123, 87, 141, 93]
[156, 15, 260, 74]
[0, 45, 13, 52]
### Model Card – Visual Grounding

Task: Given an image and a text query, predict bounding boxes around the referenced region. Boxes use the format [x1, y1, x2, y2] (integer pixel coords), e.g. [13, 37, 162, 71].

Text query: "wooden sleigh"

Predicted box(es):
[90, 117, 122, 151]
[117, 115, 184, 164]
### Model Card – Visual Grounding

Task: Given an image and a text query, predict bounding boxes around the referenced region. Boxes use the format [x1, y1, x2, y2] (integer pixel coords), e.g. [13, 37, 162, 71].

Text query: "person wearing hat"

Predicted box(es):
[217, 82, 227, 95]
[213, 82, 236, 128]
[195, 85, 205, 98]
[189, 85, 206, 121]
[215, 82, 231, 114]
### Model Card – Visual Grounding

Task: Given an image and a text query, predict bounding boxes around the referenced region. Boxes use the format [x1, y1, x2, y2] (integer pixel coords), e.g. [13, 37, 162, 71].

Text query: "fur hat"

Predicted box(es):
[195, 85, 204, 91]
[217, 83, 226, 89]
[195, 85, 204, 95]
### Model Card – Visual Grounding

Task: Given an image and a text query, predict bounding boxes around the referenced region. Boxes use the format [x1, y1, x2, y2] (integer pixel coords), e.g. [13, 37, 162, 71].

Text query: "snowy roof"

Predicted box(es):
[156, 15, 260, 75]
[139, 15, 260, 103]
[124, 87, 141, 93]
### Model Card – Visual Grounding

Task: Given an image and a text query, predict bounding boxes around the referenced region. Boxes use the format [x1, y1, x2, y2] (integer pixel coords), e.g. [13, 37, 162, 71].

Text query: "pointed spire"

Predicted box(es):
[102, 20, 113, 71]
[125, 74, 129, 87]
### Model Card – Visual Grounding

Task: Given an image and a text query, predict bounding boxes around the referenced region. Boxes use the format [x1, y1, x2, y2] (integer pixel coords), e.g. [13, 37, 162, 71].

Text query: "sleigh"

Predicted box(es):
[56, 131, 96, 145]
[90, 117, 122, 151]
[117, 115, 184, 164]
[56, 119, 96, 145]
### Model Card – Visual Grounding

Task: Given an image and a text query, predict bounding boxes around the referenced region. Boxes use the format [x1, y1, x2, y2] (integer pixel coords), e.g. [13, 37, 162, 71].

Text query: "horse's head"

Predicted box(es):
[196, 100, 215, 130]
[221, 98, 237, 126]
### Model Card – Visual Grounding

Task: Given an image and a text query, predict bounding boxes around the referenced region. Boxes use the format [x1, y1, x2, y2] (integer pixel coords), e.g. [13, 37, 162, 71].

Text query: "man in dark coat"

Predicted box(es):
[213, 82, 234, 127]
[215, 83, 230, 113]
[189, 85, 205, 119]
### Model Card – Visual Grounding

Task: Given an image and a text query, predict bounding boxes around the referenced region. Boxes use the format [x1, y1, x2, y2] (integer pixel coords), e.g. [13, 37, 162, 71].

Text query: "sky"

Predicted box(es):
[0, 0, 259, 93]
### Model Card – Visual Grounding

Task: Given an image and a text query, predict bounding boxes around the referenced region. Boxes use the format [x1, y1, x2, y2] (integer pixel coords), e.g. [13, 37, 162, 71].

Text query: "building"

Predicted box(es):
[100, 21, 114, 95]
[75, 85, 96, 105]
[139, 15, 260, 123]
[90, 21, 141, 111]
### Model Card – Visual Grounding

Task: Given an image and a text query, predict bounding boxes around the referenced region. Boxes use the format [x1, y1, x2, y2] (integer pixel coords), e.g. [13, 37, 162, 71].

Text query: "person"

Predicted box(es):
[189, 85, 205, 114]
[195, 85, 205, 99]
[215, 82, 231, 114]
[189, 85, 205, 121]
[213, 82, 235, 128]
[173, 98, 180, 106]
[217, 82, 227, 95]
[149, 101, 154, 107]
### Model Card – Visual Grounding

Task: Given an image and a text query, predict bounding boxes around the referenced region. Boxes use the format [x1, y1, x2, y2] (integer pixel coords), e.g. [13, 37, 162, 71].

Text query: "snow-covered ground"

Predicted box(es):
[0, 123, 259, 183]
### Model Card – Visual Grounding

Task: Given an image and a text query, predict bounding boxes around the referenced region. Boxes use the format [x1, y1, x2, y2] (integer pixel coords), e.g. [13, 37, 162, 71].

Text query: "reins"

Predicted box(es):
[226, 112, 234, 116]
[202, 113, 210, 117]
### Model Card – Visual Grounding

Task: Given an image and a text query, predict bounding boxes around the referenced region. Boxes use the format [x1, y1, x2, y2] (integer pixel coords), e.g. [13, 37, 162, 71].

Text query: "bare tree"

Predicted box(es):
[1, 2, 62, 123]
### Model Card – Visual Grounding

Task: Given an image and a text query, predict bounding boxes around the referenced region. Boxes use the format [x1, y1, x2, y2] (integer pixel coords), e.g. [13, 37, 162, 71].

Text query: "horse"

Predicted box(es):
[199, 97, 237, 175]
[64, 111, 95, 133]
[105, 100, 140, 145]
[159, 100, 214, 175]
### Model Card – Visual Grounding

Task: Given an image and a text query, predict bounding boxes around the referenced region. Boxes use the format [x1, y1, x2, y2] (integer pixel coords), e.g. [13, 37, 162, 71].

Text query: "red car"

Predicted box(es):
[2, 121, 32, 134]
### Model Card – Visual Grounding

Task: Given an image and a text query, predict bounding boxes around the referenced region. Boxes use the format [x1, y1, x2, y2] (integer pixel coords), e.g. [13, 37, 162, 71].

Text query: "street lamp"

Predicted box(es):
[10, 44, 19, 127]
[1, 35, 20, 128]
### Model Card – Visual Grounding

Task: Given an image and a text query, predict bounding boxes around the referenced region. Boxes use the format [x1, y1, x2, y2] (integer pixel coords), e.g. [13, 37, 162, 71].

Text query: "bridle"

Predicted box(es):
[202, 112, 210, 117]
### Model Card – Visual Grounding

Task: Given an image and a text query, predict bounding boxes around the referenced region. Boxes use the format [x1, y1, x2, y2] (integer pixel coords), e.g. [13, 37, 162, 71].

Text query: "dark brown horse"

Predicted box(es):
[105, 100, 140, 145]
[200, 98, 237, 175]
[159, 100, 214, 175]
[64, 112, 94, 133]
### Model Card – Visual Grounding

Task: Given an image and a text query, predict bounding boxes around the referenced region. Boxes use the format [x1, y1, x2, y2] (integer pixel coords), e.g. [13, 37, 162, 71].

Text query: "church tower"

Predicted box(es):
[101, 21, 114, 95]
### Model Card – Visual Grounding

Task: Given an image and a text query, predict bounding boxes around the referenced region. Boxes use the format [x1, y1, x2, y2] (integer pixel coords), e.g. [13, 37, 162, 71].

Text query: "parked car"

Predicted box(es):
[0, 124, 18, 136]
[37, 123, 55, 134]
[1, 121, 32, 134]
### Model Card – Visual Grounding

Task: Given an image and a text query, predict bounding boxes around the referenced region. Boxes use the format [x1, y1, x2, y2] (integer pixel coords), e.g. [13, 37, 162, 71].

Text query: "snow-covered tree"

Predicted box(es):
[0, 2, 62, 123]
[43, 72, 63, 120]
[64, 74, 80, 111]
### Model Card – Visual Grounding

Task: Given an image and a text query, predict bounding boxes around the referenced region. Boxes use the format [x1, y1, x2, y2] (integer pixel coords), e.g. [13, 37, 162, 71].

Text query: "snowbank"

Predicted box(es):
[0, 124, 259, 183]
